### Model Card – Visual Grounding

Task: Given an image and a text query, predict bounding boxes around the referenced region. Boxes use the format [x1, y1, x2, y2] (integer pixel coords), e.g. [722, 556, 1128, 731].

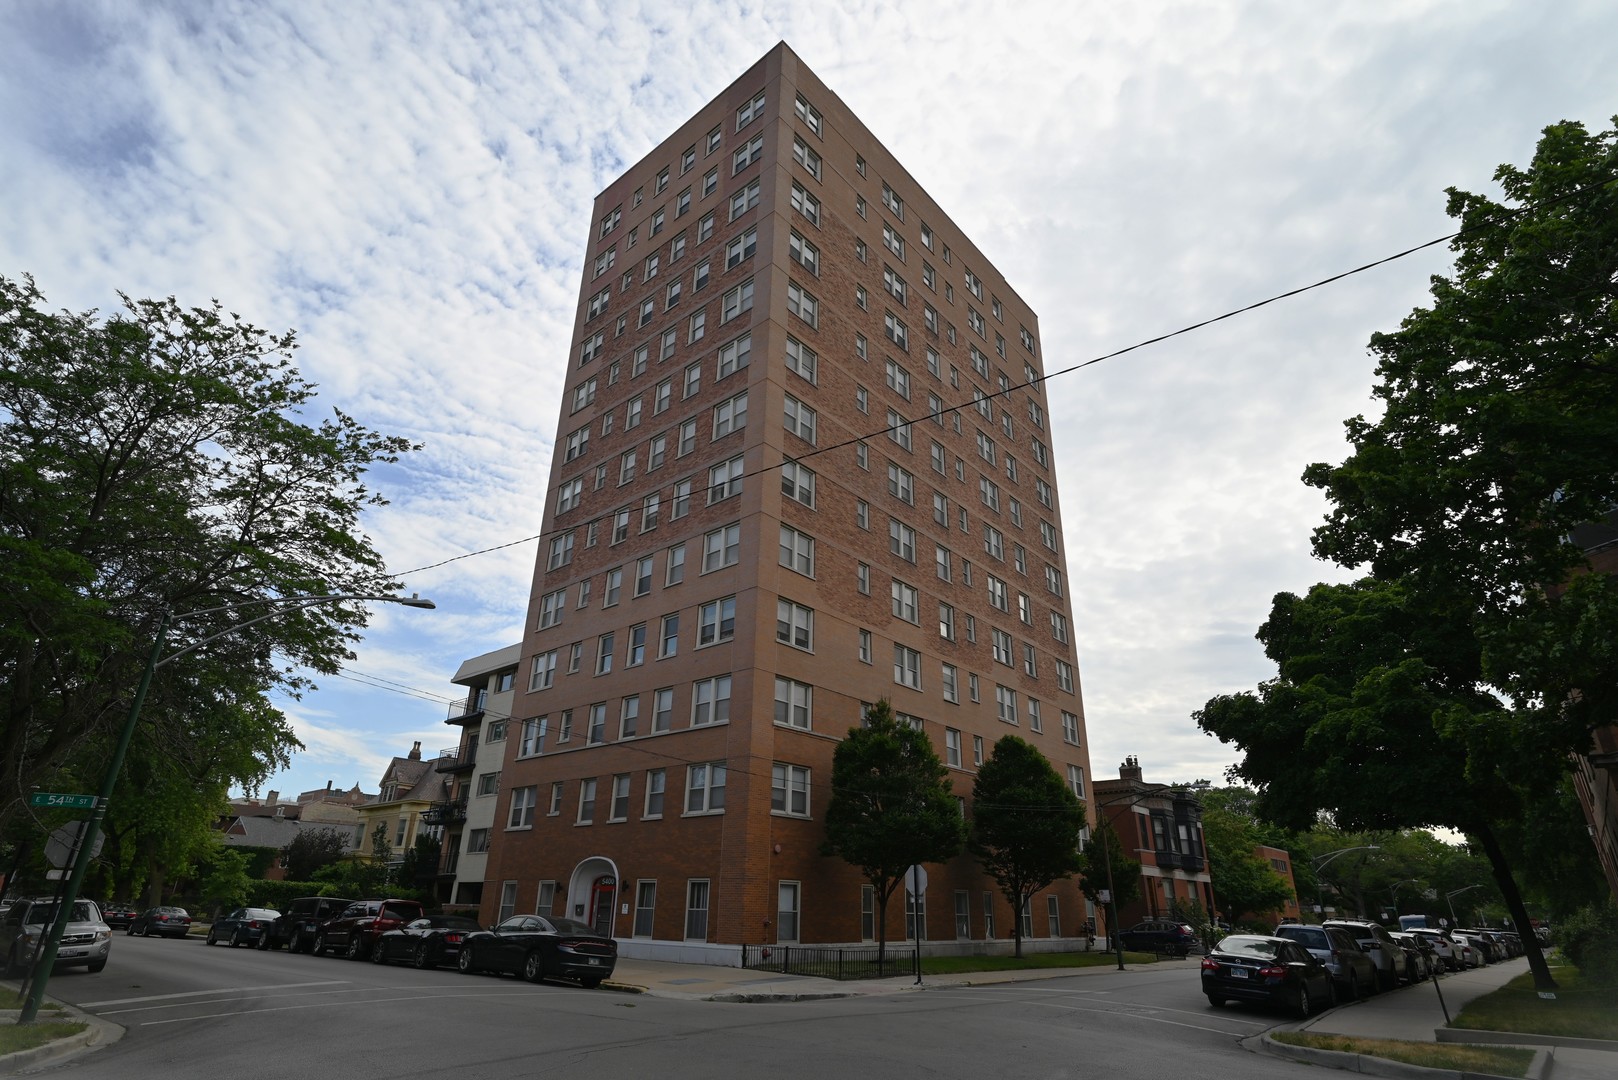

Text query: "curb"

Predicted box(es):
[0, 1001, 125, 1073]
[1257, 1033, 1553, 1080]
[1436, 1028, 1618, 1054]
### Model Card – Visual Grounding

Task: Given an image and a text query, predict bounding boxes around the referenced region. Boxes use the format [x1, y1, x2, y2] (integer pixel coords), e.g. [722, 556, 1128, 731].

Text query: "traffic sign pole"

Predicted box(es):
[20, 609, 168, 1025]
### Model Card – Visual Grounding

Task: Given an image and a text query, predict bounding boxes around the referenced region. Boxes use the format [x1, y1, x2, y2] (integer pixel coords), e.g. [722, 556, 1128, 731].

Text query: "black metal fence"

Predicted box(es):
[739, 943, 920, 981]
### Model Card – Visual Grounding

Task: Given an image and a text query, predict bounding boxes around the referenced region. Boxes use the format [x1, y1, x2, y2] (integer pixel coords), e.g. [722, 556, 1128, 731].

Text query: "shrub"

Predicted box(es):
[1552, 900, 1618, 986]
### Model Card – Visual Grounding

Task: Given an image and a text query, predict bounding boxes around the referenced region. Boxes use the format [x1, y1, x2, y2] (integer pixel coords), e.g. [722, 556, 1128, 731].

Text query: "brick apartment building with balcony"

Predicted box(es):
[1091, 757, 1216, 931]
[478, 42, 1095, 959]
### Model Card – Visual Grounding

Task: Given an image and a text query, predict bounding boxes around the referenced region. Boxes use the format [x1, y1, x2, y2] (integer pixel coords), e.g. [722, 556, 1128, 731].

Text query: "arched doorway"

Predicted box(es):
[567, 856, 620, 937]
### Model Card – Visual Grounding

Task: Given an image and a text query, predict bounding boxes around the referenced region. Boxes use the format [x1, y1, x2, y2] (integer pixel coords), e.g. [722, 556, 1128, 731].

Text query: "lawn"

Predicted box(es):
[1452, 961, 1618, 1041]
[920, 950, 1160, 975]
[1272, 1032, 1535, 1078]
[0, 1019, 88, 1056]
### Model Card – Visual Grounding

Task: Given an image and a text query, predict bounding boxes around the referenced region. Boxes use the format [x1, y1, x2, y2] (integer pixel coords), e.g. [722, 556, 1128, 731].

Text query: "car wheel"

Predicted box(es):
[522, 950, 545, 983]
[125, 925, 136, 936]
[1380, 967, 1397, 992]
[1323, 979, 1338, 1010]
[232, 929, 246, 948]
[457, 947, 476, 974]
[313, 933, 328, 956]
[346, 936, 366, 961]
[4, 946, 21, 978]
[206, 929, 218, 946]
[1206, 995, 1226, 1008]
[413, 942, 434, 970]
[579, 976, 603, 990]
[87, 958, 107, 973]
[371, 941, 388, 964]
[142, 925, 153, 937]
[1293, 984, 1312, 1020]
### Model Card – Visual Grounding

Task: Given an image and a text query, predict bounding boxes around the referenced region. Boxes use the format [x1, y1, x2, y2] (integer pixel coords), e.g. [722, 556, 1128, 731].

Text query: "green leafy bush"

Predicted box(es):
[1553, 901, 1618, 986]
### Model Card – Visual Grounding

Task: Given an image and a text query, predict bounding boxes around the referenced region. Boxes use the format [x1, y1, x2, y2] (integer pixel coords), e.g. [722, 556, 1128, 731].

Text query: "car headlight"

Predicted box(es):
[96, 930, 113, 941]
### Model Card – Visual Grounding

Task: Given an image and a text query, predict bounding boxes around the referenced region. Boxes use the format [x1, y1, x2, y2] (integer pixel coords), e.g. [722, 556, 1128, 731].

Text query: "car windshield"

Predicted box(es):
[1218, 936, 1282, 958]
[1276, 926, 1326, 947]
[26, 901, 97, 924]
[547, 918, 599, 935]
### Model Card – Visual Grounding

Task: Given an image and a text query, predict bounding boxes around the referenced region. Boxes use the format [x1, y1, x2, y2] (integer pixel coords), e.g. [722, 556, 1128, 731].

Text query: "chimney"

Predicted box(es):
[1119, 755, 1144, 782]
[267, 790, 279, 804]
[408, 740, 422, 761]
[326, 780, 333, 791]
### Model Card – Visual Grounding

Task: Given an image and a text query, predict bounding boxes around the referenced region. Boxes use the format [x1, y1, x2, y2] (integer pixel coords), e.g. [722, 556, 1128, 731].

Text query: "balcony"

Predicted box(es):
[422, 797, 468, 827]
[446, 696, 486, 726]
[434, 746, 475, 773]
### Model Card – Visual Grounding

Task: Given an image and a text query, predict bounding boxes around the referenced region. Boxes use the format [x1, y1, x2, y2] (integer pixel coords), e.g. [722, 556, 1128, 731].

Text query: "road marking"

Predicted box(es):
[78, 980, 348, 1008]
[138, 988, 548, 1026]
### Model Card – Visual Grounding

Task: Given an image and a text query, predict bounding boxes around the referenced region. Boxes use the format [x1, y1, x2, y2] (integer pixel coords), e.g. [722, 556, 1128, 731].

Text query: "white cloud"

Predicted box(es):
[3, 0, 1612, 798]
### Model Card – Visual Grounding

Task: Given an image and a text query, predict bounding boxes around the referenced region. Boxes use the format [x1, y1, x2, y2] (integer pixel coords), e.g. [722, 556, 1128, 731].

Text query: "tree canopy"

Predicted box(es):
[0, 275, 416, 839]
[968, 735, 1087, 957]
[821, 699, 965, 959]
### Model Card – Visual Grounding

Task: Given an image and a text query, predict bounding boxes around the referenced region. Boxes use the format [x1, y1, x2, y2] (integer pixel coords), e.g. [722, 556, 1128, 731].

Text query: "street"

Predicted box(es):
[32, 939, 1320, 1079]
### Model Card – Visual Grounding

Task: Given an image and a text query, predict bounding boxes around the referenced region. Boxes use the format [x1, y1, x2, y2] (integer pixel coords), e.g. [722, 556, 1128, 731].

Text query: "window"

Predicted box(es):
[781, 460, 816, 506]
[595, 633, 615, 675]
[772, 764, 810, 817]
[713, 390, 748, 438]
[792, 136, 821, 179]
[996, 684, 1017, 723]
[890, 580, 919, 623]
[701, 166, 718, 198]
[549, 782, 564, 815]
[702, 522, 741, 572]
[933, 492, 948, 527]
[697, 211, 715, 242]
[945, 728, 962, 767]
[729, 178, 760, 220]
[508, 786, 537, 829]
[538, 589, 565, 630]
[650, 209, 666, 237]
[785, 336, 817, 382]
[935, 545, 953, 581]
[794, 94, 822, 135]
[888, 463, 915, 504]
[708, 455, 743, 503]
[882, 183, 904, 219]
[894, 645, 922, 689]
[721, 278, 754, 322]
[604, 563, 623, 603]
[1032, 437, 1049, 467]
[593, 245, 617, 279]
[988, 575, 1009, 612]
[691, 675, 732, 726]
[665, 543, 686, 585]
[1051, 610, 1070, 643]
[476, 771, 501, 798]
[882, 223, 904, 260]
[685, 879, 710, 941]
[791, 182, 820, 225]
[717, 332, 751, 376]
[659, 612, 680, 658]
[774, 677, 812, 729]
[1027, 696, 1043, 731]
[1036, 477, 1053, 509]
[779, 525, 815, 576]
[697, 597, 736, 647]
[887, 518, 917, 562]
[563, 425, 589, 463]
[725, 227, 757, 268]
[776, 599, 814, 650]
[781, 394, 817, 444]
[992, 628, 1013, 666]
[577, 778, 597, 823]
[883, 266, 907, 306]
[942, 662, 959, 702]
[642, 492, 661, 530]
[466, 828, 490, 854]
[547, 531, 574, 570]
[984, 524, 1005, 560]
[1045, 565, 1064, 597]
[638, 297, 655, 327]
[857, 500, 869, 529]
[939, 602, 957, 641]
[618, 450, 637, 486]
[682, 360, 702, 399]
[732, 134, 763, 174]
[857, 562, 870, 594]
[859, 629, 873, 663]
[686, 762, 726, 813]
[1062, 710, 1080, 744]
[789, 230, 819, 275]
[786, 282, 818, 327]
[599, 206, 622, 237]
[736, 89, 766, 129]
[557, 476, 583, 513]
[884, 358, 911, 398]
[1067, 765, 1086, 800]
[645, 769, 666, 817]
[627, 622, 647, 665]
[980, 476, 1001, 512]
[671, 476, 692, 517]
[885, 312, 909, 351]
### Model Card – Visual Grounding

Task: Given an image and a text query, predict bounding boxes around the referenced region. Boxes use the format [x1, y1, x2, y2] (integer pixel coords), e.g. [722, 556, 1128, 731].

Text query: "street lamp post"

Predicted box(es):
[1445, 885, 1485, 927]
[1310, 846, 1380, 922]
[1388, 878, 1421, 916]
[18, 592, 434, 1024]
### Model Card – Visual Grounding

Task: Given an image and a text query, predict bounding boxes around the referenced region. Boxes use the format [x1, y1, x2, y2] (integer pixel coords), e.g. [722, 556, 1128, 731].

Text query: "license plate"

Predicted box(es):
[60, 949, 86, 957]
[587, 957, 602, 965]
[1229, 967, 1249, 979]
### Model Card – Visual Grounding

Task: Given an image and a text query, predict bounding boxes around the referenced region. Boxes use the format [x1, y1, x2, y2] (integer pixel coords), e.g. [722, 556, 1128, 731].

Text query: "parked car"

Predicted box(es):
[128, 906, 193, 938]
[1, 898, 112, 974]
[1116, 919, 1201, 957]
[1463, 929, 1508, 963]
[313, 898, 425, 960]
[100, 903, 139, 930]
[370, 914, 484, 970]
[206, 907, 281, 947]
[261, 896, 353, 953]
[1451, 931, 1487, 966]
[1272, 923, 1378, 1000]
[1323, 919, 1403, 992]
[1408, 928, 1461, 972]
[1201, 934, 1335, 1017]
[456, 914, 617, 988]
[1392, 932, 1434, 982]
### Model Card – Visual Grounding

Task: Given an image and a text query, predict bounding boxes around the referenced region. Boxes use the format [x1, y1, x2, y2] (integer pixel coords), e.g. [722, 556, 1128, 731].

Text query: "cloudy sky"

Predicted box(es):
[3, 0, 1612, 800]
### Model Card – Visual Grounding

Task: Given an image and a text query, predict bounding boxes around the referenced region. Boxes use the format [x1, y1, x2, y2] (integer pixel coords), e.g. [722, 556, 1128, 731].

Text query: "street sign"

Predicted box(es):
[904, 865, 929, 896]
[44, 821, 105, 868]
[30, 792, 98, 810]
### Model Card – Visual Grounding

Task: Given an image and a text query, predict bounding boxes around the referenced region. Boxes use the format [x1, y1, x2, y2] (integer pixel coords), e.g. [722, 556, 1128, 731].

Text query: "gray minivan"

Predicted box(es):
[1324, 919, 1405, 991]
[1273, 923, 1378, 999]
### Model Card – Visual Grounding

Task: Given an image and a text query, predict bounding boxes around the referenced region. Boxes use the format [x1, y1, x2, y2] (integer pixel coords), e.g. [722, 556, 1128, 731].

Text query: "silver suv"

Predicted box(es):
[1324, 919, 1403, 991]
[1273, 922, 1378, 999]
[1, 898, 112, 975]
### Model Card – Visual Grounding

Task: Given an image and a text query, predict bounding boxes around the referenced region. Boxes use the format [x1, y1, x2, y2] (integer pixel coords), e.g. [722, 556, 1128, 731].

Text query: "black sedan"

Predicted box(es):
[128, 906, 193, 938]
[456, 915, 617, 988]
[1201, 934, 1335, 1018]
[101, 903, 139, 930]
[371, 915, 484, 970]
[206, 907, 281, 947]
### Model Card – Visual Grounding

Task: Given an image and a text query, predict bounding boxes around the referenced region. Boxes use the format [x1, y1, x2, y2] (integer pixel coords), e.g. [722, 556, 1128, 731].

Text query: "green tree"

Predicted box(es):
[968, 735, 1086, 957]
[281, 827, 351, 882]
[196, 846, 253, 918]
[1199, 804, 1294, 926]
[1074, 814, 1140, 921]
[821, 699, 965, 961]
[0, 275, 416, 837]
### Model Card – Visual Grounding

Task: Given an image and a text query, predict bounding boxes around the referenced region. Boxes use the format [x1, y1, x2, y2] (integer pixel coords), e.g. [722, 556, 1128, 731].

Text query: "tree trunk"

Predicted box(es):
[1473, 821, 1557, 991]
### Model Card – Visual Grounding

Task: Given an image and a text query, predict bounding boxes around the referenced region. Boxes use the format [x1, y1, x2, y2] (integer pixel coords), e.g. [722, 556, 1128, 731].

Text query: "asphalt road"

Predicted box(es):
[40, 939, 1315, 1079]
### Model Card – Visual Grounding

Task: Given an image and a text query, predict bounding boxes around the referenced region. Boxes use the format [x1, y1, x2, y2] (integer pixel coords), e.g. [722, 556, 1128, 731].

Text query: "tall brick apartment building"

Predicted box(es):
[478, 43, 1095, 959]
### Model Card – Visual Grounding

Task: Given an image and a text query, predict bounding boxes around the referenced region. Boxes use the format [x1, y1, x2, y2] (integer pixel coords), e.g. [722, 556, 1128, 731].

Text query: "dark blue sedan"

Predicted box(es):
[456, 915, 616, 988]
[1201, 934, 1335, 1017]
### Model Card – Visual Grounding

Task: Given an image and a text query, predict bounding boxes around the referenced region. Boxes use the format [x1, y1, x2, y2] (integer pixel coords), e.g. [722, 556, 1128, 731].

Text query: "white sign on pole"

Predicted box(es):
[904, 865, 929, 896]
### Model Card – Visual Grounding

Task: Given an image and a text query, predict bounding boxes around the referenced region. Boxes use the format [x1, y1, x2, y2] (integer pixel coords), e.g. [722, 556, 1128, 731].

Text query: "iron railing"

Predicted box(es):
[739, 943, 920, 981]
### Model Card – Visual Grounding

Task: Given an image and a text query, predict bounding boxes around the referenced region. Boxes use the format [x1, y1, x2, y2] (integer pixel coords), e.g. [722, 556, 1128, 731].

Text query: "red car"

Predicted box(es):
[128, 906, 193, 938]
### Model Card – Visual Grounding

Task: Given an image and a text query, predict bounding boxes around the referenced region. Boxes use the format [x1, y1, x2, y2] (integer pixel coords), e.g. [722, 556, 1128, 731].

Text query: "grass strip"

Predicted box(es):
[920, 950, 1159, 974]
[0, 990, 61, 1011]
[0, 1020, 88, 1056]
[1272, 1031, 1535, 1078]
[1452, 962, 1618, 1041]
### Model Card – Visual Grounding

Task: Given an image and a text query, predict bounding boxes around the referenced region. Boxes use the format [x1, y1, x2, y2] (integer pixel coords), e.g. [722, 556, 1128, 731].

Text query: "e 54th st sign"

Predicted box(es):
[29, 792, 99, 810]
